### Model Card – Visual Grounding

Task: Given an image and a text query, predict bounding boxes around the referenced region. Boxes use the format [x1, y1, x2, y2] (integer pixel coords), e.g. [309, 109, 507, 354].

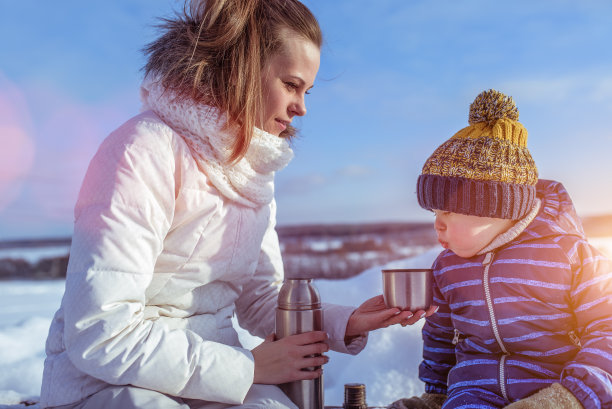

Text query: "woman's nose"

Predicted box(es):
[291, 95, 307, 117]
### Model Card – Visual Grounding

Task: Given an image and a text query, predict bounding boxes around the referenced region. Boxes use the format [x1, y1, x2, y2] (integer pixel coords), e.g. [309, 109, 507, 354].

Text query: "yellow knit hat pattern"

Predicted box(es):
[417, 89, 538, 220]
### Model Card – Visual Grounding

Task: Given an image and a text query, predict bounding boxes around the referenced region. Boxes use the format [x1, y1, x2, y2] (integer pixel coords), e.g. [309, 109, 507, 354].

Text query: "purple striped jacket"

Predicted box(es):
[419, 180, 612, 409]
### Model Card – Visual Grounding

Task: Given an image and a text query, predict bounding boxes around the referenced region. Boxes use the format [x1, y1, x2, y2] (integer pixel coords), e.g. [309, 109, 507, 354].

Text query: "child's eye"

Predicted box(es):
[433, 209, 450, 217]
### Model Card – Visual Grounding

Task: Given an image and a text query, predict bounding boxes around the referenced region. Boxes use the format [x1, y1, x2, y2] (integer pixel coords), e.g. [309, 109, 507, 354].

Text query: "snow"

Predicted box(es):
[308, 239, 344, 252]
[0, 280, 66, 408]
[2, 238, 612, 408]
[0, 248, 441, 408]
[237, 247, 443, 407]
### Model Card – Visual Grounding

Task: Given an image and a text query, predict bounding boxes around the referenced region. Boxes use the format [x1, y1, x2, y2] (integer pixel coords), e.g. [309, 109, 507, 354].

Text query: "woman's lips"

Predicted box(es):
[276, 119, 288, 131]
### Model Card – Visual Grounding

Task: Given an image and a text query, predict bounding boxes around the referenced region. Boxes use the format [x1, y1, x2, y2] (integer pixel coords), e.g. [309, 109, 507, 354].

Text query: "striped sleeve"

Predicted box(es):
[419, 259, 456, 394]
[561, 239, 612, 409]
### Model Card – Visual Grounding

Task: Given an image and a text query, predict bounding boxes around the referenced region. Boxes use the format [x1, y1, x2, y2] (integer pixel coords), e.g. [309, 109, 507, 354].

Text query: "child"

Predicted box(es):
[390, 90, 612, 409]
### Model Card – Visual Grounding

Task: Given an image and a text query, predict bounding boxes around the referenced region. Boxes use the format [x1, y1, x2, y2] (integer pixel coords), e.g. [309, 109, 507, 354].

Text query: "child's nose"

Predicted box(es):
[434, 216, 445, 231]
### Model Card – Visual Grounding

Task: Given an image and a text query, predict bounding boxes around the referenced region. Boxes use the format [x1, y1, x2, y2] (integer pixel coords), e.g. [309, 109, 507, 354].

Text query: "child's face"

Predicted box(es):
[259, 32, 320, 136]
[433, 210, 514, 258]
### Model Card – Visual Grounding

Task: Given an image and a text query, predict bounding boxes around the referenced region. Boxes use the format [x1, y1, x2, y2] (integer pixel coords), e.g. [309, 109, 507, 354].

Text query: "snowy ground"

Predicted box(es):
[0, 248, 442, 408]
[2, 237, 612, 409]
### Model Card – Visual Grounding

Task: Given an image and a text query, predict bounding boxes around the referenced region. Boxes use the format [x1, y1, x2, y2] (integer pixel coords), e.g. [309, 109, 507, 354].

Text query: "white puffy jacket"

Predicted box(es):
[40, 110, 364, 407]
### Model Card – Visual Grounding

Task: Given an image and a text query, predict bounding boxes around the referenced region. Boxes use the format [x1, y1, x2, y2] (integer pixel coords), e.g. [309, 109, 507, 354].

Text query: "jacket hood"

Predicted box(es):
[520, 179, 586, 242]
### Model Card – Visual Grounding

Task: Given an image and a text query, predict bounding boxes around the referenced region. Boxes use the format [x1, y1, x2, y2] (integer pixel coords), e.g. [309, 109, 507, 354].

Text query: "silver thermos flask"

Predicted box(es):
[275, 278, 324, 409]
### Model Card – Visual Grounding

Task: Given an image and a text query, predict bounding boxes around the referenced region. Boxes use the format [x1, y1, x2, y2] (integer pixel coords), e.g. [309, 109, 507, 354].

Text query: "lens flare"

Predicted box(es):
[0, 75, 36, 212]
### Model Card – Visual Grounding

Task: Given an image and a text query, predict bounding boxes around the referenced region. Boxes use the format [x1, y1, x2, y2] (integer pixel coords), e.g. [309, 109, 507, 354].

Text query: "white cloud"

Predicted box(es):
[502, 72, 612, 106]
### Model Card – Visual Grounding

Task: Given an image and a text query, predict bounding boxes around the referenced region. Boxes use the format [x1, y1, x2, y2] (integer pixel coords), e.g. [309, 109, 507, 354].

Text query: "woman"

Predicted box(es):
[41, 1, 431, 408]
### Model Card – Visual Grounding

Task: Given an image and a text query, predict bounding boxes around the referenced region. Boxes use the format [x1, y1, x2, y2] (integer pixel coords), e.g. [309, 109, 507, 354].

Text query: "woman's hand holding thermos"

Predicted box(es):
[251, 331, 329, 384]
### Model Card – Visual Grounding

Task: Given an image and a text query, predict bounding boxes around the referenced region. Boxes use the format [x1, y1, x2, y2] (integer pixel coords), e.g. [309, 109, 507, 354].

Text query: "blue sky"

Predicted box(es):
[1, 1, 612, 239]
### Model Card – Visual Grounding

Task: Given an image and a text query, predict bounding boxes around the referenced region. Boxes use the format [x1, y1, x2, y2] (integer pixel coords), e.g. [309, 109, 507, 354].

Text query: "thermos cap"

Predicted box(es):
[278, 278, 321, 310]
[343, 383, 367, 409]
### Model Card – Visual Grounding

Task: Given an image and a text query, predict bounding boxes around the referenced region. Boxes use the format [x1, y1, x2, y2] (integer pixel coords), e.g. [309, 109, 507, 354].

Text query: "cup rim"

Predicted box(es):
[381, 268, 433, 273]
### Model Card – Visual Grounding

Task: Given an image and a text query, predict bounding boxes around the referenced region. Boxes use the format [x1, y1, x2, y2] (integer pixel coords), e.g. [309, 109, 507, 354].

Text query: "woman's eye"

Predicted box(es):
[285, 82, 298, 90]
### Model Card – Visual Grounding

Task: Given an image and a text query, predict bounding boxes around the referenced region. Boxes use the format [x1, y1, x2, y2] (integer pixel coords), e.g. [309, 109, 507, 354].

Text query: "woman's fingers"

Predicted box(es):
[296, 340, 329, 357]
[253, 332, 329, 384]
[400, 310, 425, 326]
[383, 309, 413, 326]
[399, 306, 440, 326]
[297, 354, 329, 370]
[254, 331, 329, 380]
[425, 305, 439, 317]
[289, 353, 329, 381]
[282, 330, 328, 346]
[291, 366, 323, 380]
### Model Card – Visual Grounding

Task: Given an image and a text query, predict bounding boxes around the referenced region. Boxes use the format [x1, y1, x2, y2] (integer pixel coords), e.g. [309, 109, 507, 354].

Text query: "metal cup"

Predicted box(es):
[382, 268, 433, 311]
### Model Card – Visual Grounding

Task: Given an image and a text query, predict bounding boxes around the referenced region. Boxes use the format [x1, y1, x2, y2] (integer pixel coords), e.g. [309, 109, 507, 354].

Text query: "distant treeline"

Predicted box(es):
[0, 237, 71, 250]
[2, 216, 612, 281]
[0, 222, 438, 280]
[0, 255, 69, 280]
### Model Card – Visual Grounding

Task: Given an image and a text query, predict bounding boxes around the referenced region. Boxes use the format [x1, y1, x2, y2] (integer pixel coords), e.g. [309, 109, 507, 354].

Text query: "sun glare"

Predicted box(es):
[0, 76, 36, 212]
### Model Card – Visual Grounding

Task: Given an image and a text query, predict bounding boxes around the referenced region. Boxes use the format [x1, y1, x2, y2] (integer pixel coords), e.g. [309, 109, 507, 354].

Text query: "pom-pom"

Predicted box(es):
[468, 89, 519, 125]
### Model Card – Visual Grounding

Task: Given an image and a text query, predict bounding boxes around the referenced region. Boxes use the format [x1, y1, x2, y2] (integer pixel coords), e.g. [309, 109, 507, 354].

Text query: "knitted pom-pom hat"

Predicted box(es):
[416, 89, 538, 220]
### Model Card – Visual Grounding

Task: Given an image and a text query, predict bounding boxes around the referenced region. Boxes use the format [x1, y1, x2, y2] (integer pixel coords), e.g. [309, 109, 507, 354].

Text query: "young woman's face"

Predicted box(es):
[260, 33, 321, 136]
[433, 210, 514, 258]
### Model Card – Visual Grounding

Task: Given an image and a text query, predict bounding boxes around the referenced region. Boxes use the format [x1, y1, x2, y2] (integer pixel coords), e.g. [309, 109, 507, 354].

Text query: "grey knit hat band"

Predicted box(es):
[417, 174, 536, 220]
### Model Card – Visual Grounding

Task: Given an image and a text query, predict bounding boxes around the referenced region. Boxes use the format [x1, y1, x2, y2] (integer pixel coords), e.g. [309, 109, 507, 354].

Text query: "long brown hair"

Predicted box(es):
[143, 0, 322, 163]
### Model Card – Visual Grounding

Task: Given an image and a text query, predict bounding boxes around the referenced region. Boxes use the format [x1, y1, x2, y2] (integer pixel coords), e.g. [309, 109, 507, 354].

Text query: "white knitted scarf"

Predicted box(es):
[140, 77, 293, 208]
